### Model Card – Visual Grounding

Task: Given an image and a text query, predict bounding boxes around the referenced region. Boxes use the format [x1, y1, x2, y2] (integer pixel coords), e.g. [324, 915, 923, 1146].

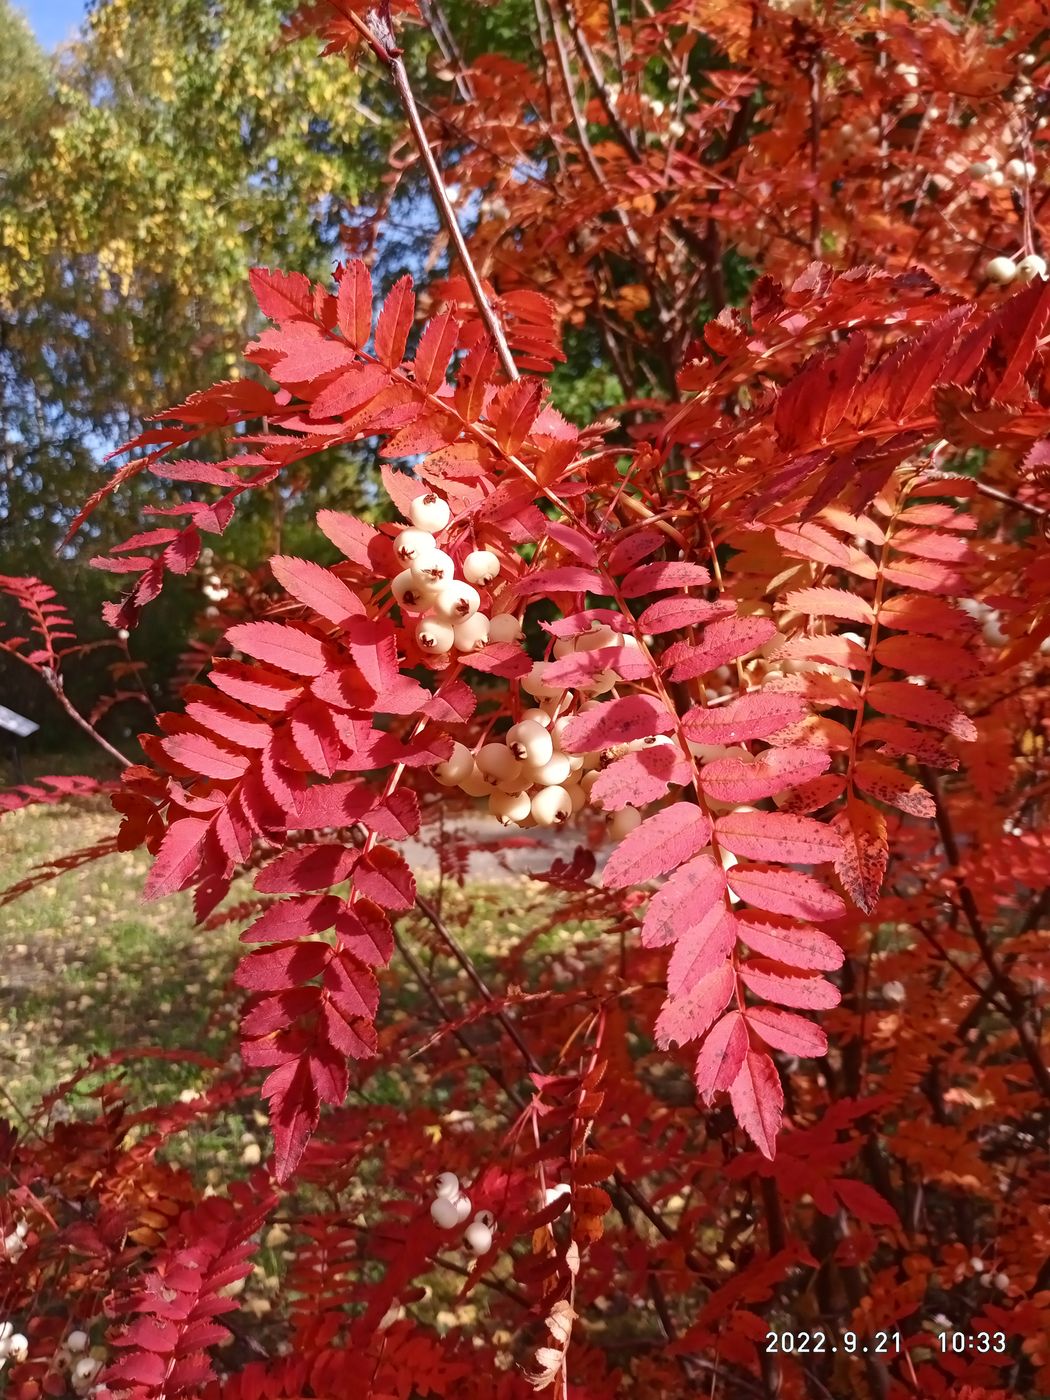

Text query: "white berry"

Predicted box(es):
[7, 1334, 27, 1363]
[528, 752, 572, 787]
[434, 742, 473, 786]
[608, 807, 643, 839]
[409, 492, 451, 533]
[476, 743, 522, 782]
[464, 1219, 493, 1255]
[66, 1331, 89, 1355]
[462, 549, 501, 586]
[416, 618, 455, 654]
[506, 720, 554, 766]
[1005, 157, 1036, 182]
[453, 614, 490, 652]
[519, 706, 552, 729]
[391, 568, 433, 610]
[432, 581, 481, 623]
[531, 785, 573, 826]
[435, 1171, 460, 1199]
[521, 661, 559, 699]
[985, 255, 1018, 284]
[431, 1196, 461, 1228]
[487, 613, 523, 644]
[490, 790, 532, 824]
[986, 169, 1006, 187]
[455, 1194, 473, 1222]
[1016, 253, 1047, 282]
[393, 528, 435, 564]
[410, 548, 455, 588]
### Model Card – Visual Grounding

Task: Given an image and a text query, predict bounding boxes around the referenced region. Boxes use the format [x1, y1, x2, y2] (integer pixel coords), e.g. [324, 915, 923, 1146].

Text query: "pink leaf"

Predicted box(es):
[654, 962, 736, 1050]
[590, 744, 691, 812]
[866, 681, 977, 741]
[683, 692, 806, 744]
[699, 747, 830, 804]
[693, 1012, 748, 1101]
[514, 567, 607, 597]
[715, 810, 841, 864]
[637, 595, 721, 634]
[642, 853, 727, 949]
[144, 818, 210, 900]
[159, 732, 248, 781]
[736, 916, 844, 971]
[667, 908, 736, 995]
[666, 615, 779, 681]
[745, 1006, 828, 1058]
[738, 964, 840, 1010]
[726, 864, 846, 921]
[782, 586, 875, 625]
[374, 274, 415, 367]
[602, 802, 712, 889]
[270, 556, 364, 626]
[729, 1050, 784, 1159]
[561, 695, 675, 753]
[226, 621, 327, 677]
[620, 561, 711, 597]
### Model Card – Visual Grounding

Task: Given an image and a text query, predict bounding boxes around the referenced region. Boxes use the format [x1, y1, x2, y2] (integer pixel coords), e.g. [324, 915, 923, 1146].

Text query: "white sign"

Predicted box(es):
[0, 705, 39, 738]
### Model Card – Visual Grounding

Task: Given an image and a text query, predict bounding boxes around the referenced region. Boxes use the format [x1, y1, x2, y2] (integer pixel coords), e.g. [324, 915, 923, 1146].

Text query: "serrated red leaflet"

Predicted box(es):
[619, 561, 711, 597]
[782, 586, 875, 625]
[242, 895, 342, 943]
[255, 320, 356, 384]
[335, 899, 394, 966]
[607, 527, 664, 575]
[745, 1006, 828, 1059]
[542, 645, 653, 688]
[642, 853, 726, 949]
[210, 660, 303, 711]
[774, 520, 877, 579]
[337, 258, 373, 348]
[878, 593, 976, 636]
[514, 567, 606, 597]
[854, 759, 935, 817]
[727, 862, 845, 921]
[602, 802, 712, 888]
[693, 1011, 748, 1101]
[250, 266, 314, 322]
[225, 621, 327, 677]
[462, 642, 533, 677]
[775, 331, 867, 449]
[636, 595, 720, 633]
[354, 846, 416, 910]
[412, 309, 460, 392]
[699, 747, 830, 804]
[561, 695, 675, 752]
[729, 1050, 783, 1159]
[866, 680, 976, 740]
[736, 916, 843, 971]
[590, 744, 691, 811]
[324, 950, 380, 1019]
[833, 799, 888, 912]
[832, 1178, 900, 1228]
[492, 378, 544, 454]
[882, 557, 964, 594]
[715, 810, 840, 864]
[667, 908, 736, 995]
[872, 634, 976, 683]
[184, 695, 271, 748]
[374, 274, 415, 367]
[422, 678, 476, 723]
[235, 940, 331, 991]
[777, 772, 847, 814]
[289, 701, 346, 777]
[315, 509, 381, 568]
[667, 615, 778, 681]
[143, 818, 210, 900]
[892, 526, 973, 564]
[738, 964, 840, 1010]
[344, 616, 428, 715]
[254, 844, 358, 894]
[158, 732, 249, 781]
[863, 718, 959, 768]
[270, 556, 364, 626]
[654, 962, 735, 1050]
[683, 692, 807, 745]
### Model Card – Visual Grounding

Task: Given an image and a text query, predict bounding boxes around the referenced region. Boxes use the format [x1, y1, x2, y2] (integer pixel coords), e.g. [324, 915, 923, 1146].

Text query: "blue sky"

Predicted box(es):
[18, 0, 86, 49]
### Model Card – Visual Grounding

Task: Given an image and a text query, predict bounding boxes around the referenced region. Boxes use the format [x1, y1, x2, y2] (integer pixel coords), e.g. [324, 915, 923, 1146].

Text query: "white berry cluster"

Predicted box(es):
[984, 251, 1047, 285]
[428, 1172, 496, 1255]
[433, 624, 654, 832]
[0, 1323, 28, 1372]
[391, 492, 519, 657]
[57, 1331, 102, 1396]
[2, 1218, 26, 1261]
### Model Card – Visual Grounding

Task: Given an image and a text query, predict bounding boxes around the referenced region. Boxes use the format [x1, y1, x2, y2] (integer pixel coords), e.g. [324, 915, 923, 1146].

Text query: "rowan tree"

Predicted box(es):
[2, 1, 1050, 1398]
